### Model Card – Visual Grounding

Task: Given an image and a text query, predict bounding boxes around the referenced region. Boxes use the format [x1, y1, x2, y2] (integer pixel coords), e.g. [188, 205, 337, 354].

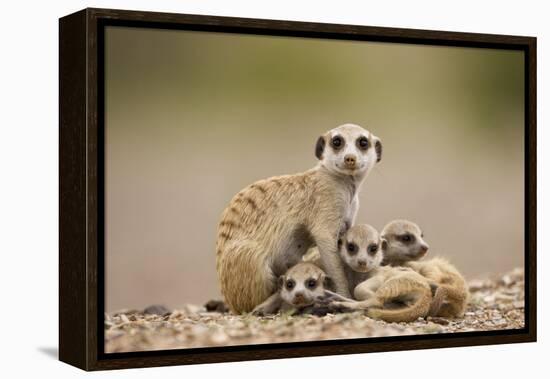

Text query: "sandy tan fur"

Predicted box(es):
[251, 262, 331, 315]
[405, 257, 469, 317]
[216, 124, 382, 313]
[381, 220, 470, 318]
[329, 225, 433, 322]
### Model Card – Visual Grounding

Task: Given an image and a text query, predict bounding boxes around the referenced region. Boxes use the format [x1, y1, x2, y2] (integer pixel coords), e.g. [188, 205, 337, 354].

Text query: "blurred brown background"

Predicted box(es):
[105, 26, 524, 312]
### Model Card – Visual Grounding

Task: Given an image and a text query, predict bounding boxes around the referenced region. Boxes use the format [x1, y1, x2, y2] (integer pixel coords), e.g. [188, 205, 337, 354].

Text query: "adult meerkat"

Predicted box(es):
[329, 225, 433, 323]
[251, 262, 334, 316]
[216, 123, 382, 314]
[381, 220, 470, 318]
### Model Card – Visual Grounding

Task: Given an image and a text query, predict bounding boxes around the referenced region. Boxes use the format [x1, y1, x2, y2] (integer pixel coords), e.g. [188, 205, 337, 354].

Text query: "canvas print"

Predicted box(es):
[103, 26, 525, 353]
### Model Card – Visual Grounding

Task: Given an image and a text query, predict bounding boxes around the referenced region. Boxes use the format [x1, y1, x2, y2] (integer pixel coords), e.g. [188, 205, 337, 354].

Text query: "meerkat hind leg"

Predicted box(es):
[330, 297, 383, 312]
[323, 290, 355, 302]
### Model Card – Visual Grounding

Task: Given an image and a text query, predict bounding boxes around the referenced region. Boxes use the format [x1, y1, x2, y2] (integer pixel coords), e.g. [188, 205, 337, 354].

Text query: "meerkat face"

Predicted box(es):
[380, 220, 429, 265]
[279, 263, 330, 307]
[315, 123, 382, 178]
[338, 224, 383, 273]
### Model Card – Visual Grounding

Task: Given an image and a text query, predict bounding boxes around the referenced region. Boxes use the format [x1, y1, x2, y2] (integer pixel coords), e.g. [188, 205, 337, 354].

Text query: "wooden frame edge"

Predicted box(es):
[58, 7, 537, 371]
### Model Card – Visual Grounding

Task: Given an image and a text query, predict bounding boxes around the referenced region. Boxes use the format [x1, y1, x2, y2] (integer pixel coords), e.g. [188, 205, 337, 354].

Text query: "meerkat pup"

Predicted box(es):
[251, 262, 334, 316]
[303, 224, 382, 292]
[216, 123, 382, 313]
[336, 224, 384, 293]
[381, 220, 469, 318]
[329, 225, 433, 323]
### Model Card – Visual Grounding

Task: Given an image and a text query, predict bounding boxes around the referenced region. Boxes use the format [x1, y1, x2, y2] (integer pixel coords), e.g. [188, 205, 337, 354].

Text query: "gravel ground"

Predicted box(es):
[105, 268, 524, 353]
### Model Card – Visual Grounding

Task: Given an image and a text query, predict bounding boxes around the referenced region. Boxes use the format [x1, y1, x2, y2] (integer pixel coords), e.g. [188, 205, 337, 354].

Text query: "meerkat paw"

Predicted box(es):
[251, 306, 271, 317]
[328, 300, 360, 313]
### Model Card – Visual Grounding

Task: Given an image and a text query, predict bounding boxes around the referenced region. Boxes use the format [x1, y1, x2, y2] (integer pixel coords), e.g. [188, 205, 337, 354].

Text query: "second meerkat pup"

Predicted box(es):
[302, 224, 383, 292]
[329, 224, 433, 323]
[251, 262, 334, 316]
[337, 224, 384, 293]
[216, 124, 382, 313]
[381, 220, 470, 318]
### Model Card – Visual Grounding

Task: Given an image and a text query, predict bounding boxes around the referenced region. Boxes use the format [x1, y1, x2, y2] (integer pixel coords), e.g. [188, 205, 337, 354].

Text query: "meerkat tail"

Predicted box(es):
[366, 277, 432, 323]
[430, 284, 469, 318]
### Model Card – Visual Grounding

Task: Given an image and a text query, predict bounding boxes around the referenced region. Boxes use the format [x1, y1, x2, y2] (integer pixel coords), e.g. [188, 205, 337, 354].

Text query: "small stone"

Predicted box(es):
[209, 331, 229, 344]
[428, 317, 450, 325]
[119, 314, 130, 323]
[204, 300, 229, 313]
[513, 301, 524, 309]
[144, 304, 172, 315]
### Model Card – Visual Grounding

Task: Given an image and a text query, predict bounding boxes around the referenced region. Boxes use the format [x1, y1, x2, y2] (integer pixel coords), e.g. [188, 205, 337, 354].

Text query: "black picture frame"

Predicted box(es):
[59, 7, 537, 371]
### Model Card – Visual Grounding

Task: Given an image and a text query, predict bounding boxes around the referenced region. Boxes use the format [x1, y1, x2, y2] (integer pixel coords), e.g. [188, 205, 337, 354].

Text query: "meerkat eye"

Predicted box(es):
[368, 244, 378, 255]
[285, 279, 295, 290]
[401, 234, 415, 243]
[346, 243, 358, 254]
[357, 136, 369, 150]
[306, 278, 317, 289]
[331, 135, 344, 149]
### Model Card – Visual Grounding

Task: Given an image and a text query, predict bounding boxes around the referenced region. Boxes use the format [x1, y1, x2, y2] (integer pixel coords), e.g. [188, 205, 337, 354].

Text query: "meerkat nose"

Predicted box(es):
[358, 259, 367, 267]
[344, 154, 357, 168]
[420, 243, 429, 253]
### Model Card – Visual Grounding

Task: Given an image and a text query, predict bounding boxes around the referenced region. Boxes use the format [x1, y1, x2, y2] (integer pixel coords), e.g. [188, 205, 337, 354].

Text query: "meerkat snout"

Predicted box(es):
[381, 219, 430, 265]
[344, 154, 357, 169]
[338, 224, 383, 273]
[419, 242, 430, 254]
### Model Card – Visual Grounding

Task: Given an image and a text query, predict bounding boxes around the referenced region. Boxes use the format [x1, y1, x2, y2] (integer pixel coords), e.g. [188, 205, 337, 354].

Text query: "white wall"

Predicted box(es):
[0, 0, 547, 377]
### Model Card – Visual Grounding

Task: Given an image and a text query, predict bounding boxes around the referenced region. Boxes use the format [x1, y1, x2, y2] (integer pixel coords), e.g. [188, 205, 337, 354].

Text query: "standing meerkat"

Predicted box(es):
[329, 224, 433, 323]
[251, 262, 334, 316]
[381, 220, 470, 318]
[216, 123, 382, 314]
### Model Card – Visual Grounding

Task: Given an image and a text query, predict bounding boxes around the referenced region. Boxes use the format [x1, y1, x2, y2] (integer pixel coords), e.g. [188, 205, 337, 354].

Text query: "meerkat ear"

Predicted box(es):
[337, 238, 343, 249]
[381, 238, 388, 252]
[277, 276, 285, 289]
[323, 276, 335, 291]
[315, 136, 325, 160]
[374, 138, 382, 163]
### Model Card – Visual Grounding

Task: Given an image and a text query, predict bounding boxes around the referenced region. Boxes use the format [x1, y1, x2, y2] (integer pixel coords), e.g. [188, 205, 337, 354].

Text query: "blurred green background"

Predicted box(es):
[105, 26, 524, 312]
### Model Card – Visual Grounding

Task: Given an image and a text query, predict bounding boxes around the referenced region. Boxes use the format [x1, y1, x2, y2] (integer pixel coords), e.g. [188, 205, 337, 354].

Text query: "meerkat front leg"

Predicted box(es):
[323, 290, 355, 302]
[329, 275, 384, 311]
[354, 275, 384, 301]
[315, 234, 351, 298]
[251, 292, 283, 316]
[330, 297, 383, 311]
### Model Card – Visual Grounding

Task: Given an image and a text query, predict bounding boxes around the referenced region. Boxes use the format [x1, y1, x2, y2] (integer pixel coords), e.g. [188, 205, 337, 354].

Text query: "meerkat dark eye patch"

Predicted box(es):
[367, 243, 378, 255]
[375, 139, 382, 162]
[400, 234, 415, 244]
[330, 135, 345, 150]
[305, 278, 317, 289]
[315, 136, 325, 160]
[285, 279, 296, 290]
[356, 136, 370, 150]
[346, 242, 358, 254]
